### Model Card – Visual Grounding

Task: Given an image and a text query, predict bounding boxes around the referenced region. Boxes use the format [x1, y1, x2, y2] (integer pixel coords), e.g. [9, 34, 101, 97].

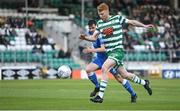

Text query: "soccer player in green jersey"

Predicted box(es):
[80, 3, 152, 103]
[83, 20, 137, 103]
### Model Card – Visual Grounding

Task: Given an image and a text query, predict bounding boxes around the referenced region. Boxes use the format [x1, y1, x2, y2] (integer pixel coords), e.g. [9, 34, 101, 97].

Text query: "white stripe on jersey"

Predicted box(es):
[113, 25, 122, 29]
[120, 16, 125, 24]
[106, 46, 123, 52]
[103, 35, 122, 42]
[113, 30, 122, 35]
[105, 41, 123, 47]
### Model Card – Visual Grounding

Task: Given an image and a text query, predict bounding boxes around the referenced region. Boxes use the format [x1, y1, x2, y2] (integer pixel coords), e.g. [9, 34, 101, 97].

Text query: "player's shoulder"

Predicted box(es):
[97, 19, 103, 24]
[111, 15, 127, 23]
[113, 15, 120, 18]
[110, 15, 120, 19]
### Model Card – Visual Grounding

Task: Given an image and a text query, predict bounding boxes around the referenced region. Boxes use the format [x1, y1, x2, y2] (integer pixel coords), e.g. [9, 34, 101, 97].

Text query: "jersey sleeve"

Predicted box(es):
[98, 34, 104, 44]
[96, 21, 101, 33]
[118, 15, 129, 25]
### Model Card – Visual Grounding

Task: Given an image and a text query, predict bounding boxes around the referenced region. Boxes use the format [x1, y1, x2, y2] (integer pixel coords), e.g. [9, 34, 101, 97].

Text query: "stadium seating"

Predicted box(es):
[0, 48, 80, 69]
[0, 26, 80, 69]
[125, 51, 168, 61]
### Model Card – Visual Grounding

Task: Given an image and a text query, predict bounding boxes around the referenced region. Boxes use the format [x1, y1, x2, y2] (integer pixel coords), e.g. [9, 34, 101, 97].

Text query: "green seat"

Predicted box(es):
[161, 53, 167, 61]
[0, 52, 2, 58]
[128, 53, 135, 61]
[4, 51, 14, 62]
[70, 63, 80, 69]
[16, 51, 28, 62]
[43, 52, 53, 58]
[147, 53, 153, 61]
[63, 58, 72, 64]
[41, 57, 80, 69]
[141, 52, 148, 61]
[135, 52, 144, 61]
[29, 53, 41, 62]
[152, 53, 158, 61]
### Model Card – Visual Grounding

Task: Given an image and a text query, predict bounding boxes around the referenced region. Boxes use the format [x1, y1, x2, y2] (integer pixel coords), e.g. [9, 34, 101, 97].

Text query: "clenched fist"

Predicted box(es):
[82, 47, 91, 54]
[79, 34, 86, 40]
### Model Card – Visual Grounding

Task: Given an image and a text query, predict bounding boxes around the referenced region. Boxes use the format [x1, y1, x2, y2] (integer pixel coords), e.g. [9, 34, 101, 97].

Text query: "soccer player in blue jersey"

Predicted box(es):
[80, 3, 152, 103]
[83, 20, 137, 103]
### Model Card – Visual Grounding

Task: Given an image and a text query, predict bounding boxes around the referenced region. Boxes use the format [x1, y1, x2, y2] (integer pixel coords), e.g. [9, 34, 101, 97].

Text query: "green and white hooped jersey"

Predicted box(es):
[96, 15, 128, 53]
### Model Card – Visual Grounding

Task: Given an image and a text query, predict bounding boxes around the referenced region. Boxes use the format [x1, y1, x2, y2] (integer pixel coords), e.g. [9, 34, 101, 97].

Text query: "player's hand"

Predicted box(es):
[82, 47, 91, 54]
[79, 34, 86, 40]
[145, 24, 154, 28]
[145, 24, 157, 33]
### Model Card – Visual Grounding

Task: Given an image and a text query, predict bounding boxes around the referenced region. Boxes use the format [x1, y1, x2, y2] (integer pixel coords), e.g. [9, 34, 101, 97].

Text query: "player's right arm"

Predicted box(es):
[79, 30, 99, 42]
[83, 44, 105, 54]
[118, 15, 154, 29]
[127, 20, 154, 28]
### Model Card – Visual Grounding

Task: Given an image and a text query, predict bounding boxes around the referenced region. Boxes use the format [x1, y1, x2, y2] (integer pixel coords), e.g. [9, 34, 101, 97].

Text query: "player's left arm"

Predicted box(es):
[127, 19, 154, 28]
[82, 45, 105, 54]
[79, 30, 99, 42]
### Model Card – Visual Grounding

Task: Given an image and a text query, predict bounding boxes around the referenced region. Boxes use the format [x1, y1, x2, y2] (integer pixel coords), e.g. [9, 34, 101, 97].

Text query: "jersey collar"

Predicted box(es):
[103, 15, 112, 22]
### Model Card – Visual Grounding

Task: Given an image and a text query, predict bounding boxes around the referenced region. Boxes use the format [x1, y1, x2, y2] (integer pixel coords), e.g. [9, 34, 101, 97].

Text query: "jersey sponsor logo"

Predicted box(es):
[102, 27, 114, 36]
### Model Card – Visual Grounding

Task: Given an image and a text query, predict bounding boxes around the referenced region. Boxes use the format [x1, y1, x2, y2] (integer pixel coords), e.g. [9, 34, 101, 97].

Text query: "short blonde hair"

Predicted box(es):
[97, 3, 109, 12]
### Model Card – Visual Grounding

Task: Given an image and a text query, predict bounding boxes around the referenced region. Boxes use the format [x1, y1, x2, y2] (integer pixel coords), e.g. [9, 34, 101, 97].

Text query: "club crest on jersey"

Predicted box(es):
[102, 27, 114, 37]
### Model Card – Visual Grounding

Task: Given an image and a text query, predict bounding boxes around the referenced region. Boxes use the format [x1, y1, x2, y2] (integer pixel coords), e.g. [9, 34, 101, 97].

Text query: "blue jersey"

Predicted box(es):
[92, 36, 107, 60]
[89, 31, 118, 75]
[88, 31, 107, 60]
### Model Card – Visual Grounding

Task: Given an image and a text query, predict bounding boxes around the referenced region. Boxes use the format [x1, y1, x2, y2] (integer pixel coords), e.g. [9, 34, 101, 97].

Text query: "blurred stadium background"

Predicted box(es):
[0, 0, 180, 110]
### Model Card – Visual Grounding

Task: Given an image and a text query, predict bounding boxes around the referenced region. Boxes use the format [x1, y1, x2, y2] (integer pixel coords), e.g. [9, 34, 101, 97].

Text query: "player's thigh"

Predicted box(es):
[86, 63, 99, 73]
[102, 58, 116, 72]
[107, 48, 125, 68]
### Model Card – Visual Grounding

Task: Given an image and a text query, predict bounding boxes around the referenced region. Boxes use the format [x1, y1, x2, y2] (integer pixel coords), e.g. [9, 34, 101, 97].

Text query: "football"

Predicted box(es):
[57, 65, 72, 79]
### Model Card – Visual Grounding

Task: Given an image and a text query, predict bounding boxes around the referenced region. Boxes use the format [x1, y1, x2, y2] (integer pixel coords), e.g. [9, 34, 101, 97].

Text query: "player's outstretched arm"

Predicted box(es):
[83, 45, 105, 54]
[128, 20, 154, 28]
[79, 31, 99, 42]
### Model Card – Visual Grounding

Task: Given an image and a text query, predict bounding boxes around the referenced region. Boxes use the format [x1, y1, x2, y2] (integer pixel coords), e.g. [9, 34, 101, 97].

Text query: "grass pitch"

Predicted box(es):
[0, 79, 180, 110]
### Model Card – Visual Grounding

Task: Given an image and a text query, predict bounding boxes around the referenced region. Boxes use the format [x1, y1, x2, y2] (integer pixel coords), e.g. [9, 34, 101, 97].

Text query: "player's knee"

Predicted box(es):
[114, 75, 123, 83]
[85, 67, 92, 74]
[120, 71, 129, 78]
[101, 66, 109, 74]
[113, 74, 119, 78]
